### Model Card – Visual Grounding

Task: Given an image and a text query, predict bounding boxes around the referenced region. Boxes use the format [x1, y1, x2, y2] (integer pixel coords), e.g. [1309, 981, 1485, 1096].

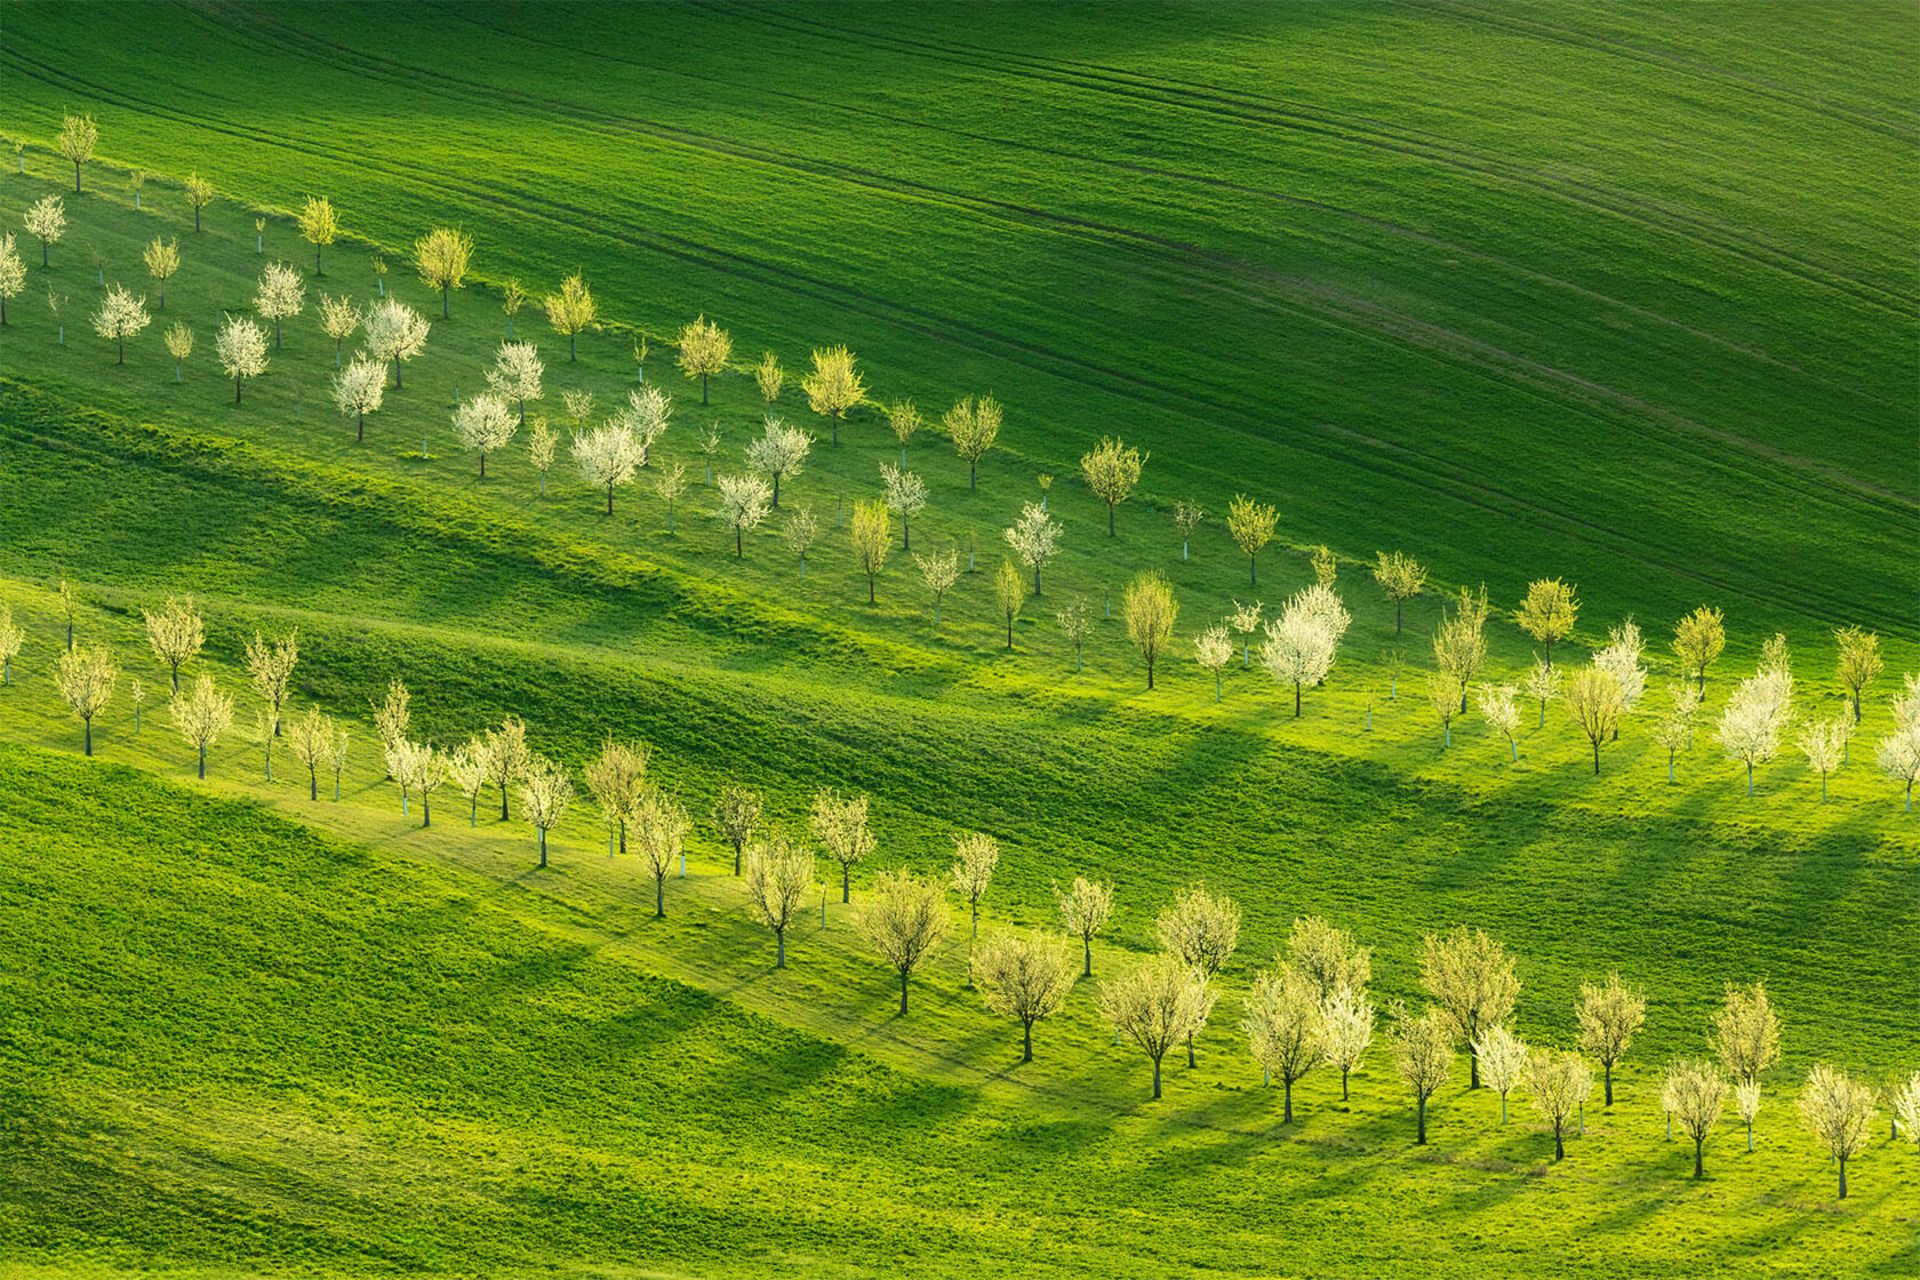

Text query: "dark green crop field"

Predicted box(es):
[0, 2, 1915, 1277]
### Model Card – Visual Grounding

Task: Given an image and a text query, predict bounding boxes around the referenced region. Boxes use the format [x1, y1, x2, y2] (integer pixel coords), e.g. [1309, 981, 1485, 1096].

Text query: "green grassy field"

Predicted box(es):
[0, 2, 1915, 1277]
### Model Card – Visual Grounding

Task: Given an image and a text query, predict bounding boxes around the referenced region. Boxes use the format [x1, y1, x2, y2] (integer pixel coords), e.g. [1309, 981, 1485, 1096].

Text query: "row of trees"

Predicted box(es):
[6, 584, 1918, 1196]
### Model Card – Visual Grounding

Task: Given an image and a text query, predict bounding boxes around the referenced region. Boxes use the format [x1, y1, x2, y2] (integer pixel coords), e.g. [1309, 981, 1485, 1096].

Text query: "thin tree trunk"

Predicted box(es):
[501, 783, 510, 821]
[1083, 936, 1092, 977]
[538, 829, 548, 868]
[1152, 1056, 1162, 1100]
[309, 769, 317, 801]
[1554, 1126, 1564, 1160]
[1838, 1157, 1847, 1200]
[1283, 1078, 1293, 1124]
[898, 968, 909, 1015]
[1022, 1020, 1033, 1063]
[1694, 1138, 1704, 1178]
[656, 876, 665, 918]
[842, 864, 850, 904]
[1341, 1069, 1349, 1100]
[1416, 1097, 1426, 1144]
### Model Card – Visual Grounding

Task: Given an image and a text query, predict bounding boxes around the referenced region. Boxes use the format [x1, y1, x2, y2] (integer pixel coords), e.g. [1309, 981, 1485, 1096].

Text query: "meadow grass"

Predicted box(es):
[0, 2, 1915, 1276]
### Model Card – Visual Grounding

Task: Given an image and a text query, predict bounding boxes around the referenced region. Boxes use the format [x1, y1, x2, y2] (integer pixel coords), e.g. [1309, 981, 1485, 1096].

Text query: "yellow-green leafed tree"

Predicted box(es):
[544, 273, 596, 361]
[57, 112, 97, 192]
[857, 869, 948, 1015]
[676, 314, 732, 404]
[414, 226, 472, 317]
[1079, 436, 1146, 536]
[802, 344, 865, 446]
[298, 196, 340, 275]
[1123, 571, 1178, 691]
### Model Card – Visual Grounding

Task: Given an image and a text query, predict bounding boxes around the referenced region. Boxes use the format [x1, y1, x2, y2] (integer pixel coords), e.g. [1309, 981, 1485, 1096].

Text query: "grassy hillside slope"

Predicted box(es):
[1, 0, 1914, 637]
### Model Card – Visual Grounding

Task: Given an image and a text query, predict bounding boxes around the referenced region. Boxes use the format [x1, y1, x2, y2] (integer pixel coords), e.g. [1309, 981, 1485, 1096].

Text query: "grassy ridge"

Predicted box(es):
[0, 0, 1913, 637]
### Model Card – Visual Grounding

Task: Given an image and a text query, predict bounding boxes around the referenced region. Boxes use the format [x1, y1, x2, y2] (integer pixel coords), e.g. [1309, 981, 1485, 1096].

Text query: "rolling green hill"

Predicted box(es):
[0, 2, 1915, 1277]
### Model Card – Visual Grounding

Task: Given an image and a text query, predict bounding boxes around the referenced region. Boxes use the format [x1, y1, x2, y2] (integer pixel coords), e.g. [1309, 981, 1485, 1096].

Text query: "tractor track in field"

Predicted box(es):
[7, 9, 1908, 630]
[426, 4, 1885, 412]
[1402, 0, 1919, 144]
[6, 32, 1905, 635]
[714, 2, 1917, 321]
[119, 7, 1920, 520]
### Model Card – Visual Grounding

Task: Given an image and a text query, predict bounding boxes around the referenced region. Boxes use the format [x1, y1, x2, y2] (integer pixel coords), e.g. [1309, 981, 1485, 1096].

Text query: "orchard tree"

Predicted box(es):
[675, 314, 731, 404]
[501, 280, 525, 337]
[486, 341, 545, 423]
[632, 786, 690, 918]
[243, 628, 298, 737]
[880, 461, 927, 549]
[1100, 954, 1215, 1101]
[333, 356, 385, 442]
[1566, 664, 1623, 775]
[1594, 619, 1648, 727]
[1655, 682, 1702, 782]
[746, 416, 810, 508]
[711, 783, 763, 875]
[414, 227, 472, 317]
[298, 196, 339, 274]
[976, 932, 1076, 1062]
[254, 261, 305, 350]
[143, 236, 180, 310]
[170, 673, 232, 779]
[744, 832, 814, 968]
[801, 344, 865, 446]
[1672, 606, 1727, 693]
[781, 503, 820, 576]
[1889, 1071, 1920, 1148]
[24, 195, 65, 266]
[1514, 578, 1578, 666]
[653, 461, 688, 533]
[480, 715, 530, 821]
[619, 384, 672, 464]
[1420, 925, 1519, 1089]
[528, 417, 558, 495]
[372, 678, 411, 762]
[1477, 683, 1521, 760]
[993, 559, 1026, 650]
[544, 273, 596, 360]
[448, 739, 491, 825]
[1157, 883, 1239, 1066]
[950, 831, 1000, 965]
[1262, 598, 1336, 717]
[1426, 670, 1461, 747]
[1709, 982, 1782, 1088]
[1173, 500, 1205, 561]
[885, 398, 919, 464]
[858, 869, 949, 1015]
[317, 292, 358, 367]
[1576, 972, 1647, 1106]
[1525, 1050, 1594, 1161]
[1833, 626, 1882, 723]
[1798, 1065, 1876, 1199]
[849, 499, 891, 602]
[1876, 717, 1920, 812]
[1476, 1026, 1530, 1123]
[1079, 436, 1145, 536]
[141, 594, 204, 693]
[452, 392, 517, 477]
[1056, 596, 1091, 673]
[92, 284, 150, 365]
[1371, 552, 1426, 635]
[812, 788, 875, 903]
[1243, 967, 1323, 1123]
[1003, 502, 1060, 594]
[0, 232, 24, 324]
[285, 706, 340, 801]
[1433, 586, 1490, 713]
[1228, 599, 1263, 668]
[1798, 716, 1848, 801]
[520, 752, 573, 868]
[574, 424, 643, 515]
[1123, 571, 1178, 691]
[1716, 669, 1792, 796]
[1056, 875, 1113, 977]
[1286, 916, 1373, 1002]
[1226, 494, 1277, 586]
[915, 545, 961, 626]
[717, 473, 773, 557]
[57, 113, 97, 192]
[1195, 624, 1233, 702]
[583, 736, 650, 856]
[1390, 1002, 1454, 1144]
[945, 395, 1003, 490]
[55, 642, 119, 755]
[1321, 989, 1375, 1101]
[184, 172, 215, 231]
[0, 605, 23, 685]
[361, 297, 430, 388]
[1664, 1060, 1728, 1178]
[754, 351, 785, 405]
